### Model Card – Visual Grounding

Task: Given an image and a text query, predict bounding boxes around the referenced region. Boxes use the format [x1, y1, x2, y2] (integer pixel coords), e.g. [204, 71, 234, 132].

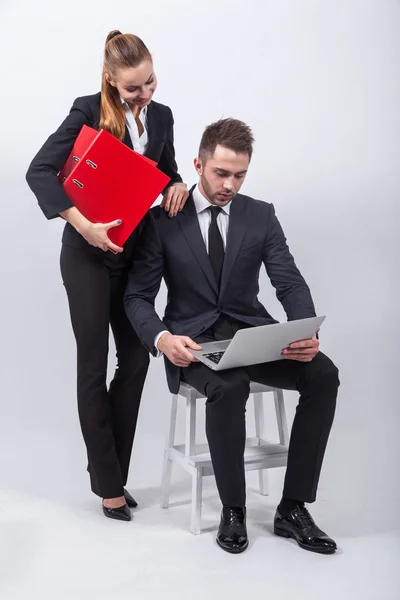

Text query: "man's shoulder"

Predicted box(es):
[236, 193, 273, 214]
[149, 205, 164, 217]
[147, 204, 170, 225]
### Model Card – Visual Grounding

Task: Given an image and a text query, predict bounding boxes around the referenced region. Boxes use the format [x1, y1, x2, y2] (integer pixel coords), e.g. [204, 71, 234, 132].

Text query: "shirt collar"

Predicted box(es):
[120, 96, 148, 116]
[192, 185, 231, 215]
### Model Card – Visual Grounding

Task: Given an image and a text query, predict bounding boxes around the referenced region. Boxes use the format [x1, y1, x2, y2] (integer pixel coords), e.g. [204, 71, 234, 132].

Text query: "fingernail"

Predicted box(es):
[117, 219, 122, 224]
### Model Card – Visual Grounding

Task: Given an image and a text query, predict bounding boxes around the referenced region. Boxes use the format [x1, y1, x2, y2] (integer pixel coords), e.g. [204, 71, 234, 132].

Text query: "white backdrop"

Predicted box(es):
[0, 0, 399, 534]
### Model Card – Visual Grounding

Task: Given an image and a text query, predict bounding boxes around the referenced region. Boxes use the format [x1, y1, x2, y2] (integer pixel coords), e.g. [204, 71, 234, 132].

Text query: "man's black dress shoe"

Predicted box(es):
[102, 503, 131, 522]
[274, 505, 337, 554]
[124, 489, 138, 508]
[216, 506, 249, 554]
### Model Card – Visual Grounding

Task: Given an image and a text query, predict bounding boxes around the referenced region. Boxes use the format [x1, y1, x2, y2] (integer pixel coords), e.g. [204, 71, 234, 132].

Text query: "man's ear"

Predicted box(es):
[194, 157, 203, 175]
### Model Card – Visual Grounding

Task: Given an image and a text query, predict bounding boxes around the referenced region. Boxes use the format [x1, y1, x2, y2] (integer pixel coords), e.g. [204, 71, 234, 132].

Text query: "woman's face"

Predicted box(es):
[108, 60, 157, 107]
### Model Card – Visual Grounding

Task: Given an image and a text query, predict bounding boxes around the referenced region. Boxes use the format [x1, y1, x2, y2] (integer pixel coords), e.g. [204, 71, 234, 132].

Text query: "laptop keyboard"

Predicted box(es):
[203, 351, 225, 364]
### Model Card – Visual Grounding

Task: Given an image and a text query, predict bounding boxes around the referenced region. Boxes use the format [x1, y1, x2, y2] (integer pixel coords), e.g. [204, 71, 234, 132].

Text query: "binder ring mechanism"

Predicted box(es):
[71, 159, 97, 187]
[71, 155, 97, 169]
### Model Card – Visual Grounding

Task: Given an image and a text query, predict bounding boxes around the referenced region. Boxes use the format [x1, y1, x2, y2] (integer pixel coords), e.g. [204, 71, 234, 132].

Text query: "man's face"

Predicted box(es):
[194, 145, 250, 206]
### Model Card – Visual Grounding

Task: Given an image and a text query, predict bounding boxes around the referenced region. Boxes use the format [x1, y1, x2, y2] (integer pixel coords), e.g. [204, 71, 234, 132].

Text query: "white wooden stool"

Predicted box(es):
[161, 381, 289, 534]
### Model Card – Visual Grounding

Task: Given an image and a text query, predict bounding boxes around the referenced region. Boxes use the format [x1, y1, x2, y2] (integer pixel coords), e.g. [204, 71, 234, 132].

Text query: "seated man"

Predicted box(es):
[125, 118, 340, 555]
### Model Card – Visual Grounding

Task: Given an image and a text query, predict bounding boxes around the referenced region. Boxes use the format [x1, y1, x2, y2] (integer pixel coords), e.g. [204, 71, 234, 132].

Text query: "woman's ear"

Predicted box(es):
[105, 73, 116, 88]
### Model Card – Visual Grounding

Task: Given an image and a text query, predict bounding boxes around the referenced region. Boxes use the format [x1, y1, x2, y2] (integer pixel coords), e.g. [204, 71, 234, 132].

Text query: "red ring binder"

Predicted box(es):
[58, 125, 170, 246]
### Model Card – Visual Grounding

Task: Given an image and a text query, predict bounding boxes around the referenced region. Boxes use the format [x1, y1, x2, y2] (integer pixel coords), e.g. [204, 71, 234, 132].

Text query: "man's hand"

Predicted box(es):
[158, 332, 202, 367]
[281, 330, 320, 362]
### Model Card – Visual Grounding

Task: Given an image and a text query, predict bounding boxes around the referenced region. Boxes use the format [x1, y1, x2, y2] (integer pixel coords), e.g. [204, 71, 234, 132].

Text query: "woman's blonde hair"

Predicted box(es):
[99, 30, 152, 140]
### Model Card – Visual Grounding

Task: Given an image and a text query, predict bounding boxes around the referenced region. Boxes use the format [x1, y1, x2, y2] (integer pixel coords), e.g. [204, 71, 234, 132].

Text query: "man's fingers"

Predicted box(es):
[182, 337, 202, 351]
[175, 360, 191, 367]
[174, 343, 197, 362]
[170, 336, 202, 365]
[178, 348, 196, 362]
[289, 339, 318, 349]
[282, 347, 316, 356]
[173, 355, 192, 367]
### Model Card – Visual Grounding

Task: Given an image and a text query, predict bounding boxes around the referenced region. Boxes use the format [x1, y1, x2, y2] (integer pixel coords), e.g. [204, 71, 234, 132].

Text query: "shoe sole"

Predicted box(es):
[216, 538, 249, 554]
[274, 526, 336, 555]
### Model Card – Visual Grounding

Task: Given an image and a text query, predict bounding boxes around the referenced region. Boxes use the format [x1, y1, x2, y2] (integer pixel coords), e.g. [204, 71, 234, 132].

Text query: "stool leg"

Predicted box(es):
[161, 394, 179, 509]
[185, 389, 197, 457]
[191, 467, 203, 535]
[254, 392, 269, 496]
[274, 389, 289, 446]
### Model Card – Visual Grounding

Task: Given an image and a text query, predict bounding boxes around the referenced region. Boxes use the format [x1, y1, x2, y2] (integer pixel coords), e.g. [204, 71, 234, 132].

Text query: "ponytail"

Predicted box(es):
[99, 30, 152, 141]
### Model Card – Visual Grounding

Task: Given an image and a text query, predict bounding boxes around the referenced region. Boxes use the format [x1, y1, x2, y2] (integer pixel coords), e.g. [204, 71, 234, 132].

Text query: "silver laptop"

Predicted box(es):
[191, 316, 326, 371]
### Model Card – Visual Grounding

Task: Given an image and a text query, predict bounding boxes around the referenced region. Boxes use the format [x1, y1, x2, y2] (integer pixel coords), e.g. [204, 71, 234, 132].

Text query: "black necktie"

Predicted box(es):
[207, 206, 224, 286]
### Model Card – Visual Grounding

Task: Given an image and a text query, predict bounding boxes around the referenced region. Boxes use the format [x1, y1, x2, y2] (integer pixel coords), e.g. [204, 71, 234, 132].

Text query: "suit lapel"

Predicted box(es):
[220, 195, 247, 296]
[178, 193, 218, 294]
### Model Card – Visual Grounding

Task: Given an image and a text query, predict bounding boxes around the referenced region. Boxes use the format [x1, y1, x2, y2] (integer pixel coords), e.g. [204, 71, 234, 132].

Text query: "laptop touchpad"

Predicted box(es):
[213, 340, 230, 351]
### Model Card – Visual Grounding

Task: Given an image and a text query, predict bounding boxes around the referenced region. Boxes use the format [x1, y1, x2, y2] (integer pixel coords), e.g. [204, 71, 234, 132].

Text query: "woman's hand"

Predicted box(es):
[160, 183, 189, 217]
[60, 206, 123, 253]
[80, 220, 124, 253]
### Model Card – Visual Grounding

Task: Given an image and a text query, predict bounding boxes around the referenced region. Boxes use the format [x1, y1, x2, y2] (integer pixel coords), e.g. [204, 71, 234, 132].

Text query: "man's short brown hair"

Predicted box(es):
[199, 118, 254, 162]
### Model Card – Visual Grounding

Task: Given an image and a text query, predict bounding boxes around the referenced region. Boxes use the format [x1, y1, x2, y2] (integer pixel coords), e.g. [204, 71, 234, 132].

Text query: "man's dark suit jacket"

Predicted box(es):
[124, 190, 317, 393]
[25, 92, 182, 255]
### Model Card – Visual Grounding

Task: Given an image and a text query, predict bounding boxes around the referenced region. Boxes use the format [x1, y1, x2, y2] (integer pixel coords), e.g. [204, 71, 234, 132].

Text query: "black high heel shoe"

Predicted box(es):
[102, 502, 131, 522]
[124, 489, 138, 508]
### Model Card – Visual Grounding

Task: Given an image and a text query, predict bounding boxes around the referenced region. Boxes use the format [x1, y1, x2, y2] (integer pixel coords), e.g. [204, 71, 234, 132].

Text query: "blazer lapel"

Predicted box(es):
[220, 195, 247, 296]
[144, 102, 159, 158]
[178, 194, 218, 294]
[123, 126, 133, 149]
[123, 102, 156, 151]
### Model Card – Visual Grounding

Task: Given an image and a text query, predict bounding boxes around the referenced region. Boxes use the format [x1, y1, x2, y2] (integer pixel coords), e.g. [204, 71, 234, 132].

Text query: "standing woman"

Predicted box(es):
[26, 30, 188, 521]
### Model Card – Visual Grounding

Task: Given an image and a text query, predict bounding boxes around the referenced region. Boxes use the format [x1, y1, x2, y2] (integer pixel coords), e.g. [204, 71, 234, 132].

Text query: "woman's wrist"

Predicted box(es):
[171, 182, 187, 189]
[60, 206, 91, 235]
